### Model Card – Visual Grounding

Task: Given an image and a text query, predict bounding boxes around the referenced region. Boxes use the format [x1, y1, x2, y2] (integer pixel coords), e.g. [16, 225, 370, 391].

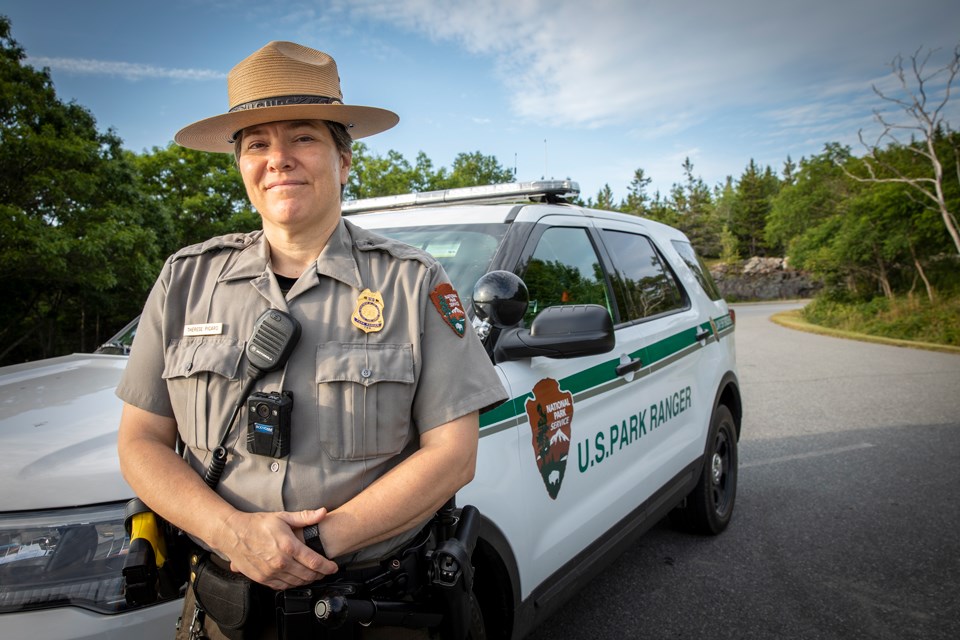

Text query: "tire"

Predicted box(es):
[673, 404, 738, 535]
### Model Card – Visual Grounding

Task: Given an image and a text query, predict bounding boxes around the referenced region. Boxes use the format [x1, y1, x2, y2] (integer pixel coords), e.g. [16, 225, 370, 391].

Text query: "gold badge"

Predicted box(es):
[352, 289, 385, 333]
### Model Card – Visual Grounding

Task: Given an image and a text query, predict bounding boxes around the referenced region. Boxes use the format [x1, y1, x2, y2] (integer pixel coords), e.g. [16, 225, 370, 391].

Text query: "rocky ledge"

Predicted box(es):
[709, 257, 821, 301]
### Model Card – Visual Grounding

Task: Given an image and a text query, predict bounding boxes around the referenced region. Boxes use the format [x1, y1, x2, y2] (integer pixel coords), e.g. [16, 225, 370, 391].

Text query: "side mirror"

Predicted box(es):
[496, 304, 615, 361]
[472, 270, 529, 328]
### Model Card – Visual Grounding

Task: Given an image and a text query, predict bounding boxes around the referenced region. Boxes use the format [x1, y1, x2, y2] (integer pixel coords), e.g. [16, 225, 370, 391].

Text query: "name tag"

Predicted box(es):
[184, 323, 223, 337]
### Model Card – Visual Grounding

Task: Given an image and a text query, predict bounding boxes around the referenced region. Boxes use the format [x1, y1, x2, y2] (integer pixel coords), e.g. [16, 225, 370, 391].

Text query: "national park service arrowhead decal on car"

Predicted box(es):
[525, 378, 573, 500]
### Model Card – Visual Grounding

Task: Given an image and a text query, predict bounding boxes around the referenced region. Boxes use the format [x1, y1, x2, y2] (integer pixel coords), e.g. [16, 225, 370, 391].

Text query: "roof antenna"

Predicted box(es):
[543, 139, 548, 180]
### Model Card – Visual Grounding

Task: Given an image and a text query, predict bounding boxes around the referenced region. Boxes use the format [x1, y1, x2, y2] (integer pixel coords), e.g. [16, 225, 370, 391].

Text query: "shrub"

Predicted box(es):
[801, 295, 960, 346]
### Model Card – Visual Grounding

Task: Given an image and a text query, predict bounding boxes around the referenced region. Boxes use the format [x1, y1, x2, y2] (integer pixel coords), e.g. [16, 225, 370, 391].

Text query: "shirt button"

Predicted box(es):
[185, 363, 193, 372]
[361, 368, 373, 379]
[270, 461, 280, 473]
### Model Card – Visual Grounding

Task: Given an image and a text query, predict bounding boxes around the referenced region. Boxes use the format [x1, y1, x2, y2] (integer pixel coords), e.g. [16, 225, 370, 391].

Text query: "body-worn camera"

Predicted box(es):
[246, 391, 293, 458]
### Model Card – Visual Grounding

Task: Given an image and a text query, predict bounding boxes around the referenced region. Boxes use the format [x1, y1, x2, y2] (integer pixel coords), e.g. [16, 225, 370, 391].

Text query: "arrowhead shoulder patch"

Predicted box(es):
[430, 283, 467, 337]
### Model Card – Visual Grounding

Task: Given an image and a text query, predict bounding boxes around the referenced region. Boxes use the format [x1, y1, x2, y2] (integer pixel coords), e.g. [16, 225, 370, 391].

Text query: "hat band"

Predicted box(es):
[228, 94, 344, 113]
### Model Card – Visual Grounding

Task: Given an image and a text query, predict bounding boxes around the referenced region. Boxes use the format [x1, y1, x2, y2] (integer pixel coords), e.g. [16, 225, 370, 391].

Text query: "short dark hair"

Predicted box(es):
[324, 120, 353, 156]
[325, 121, 352, 199]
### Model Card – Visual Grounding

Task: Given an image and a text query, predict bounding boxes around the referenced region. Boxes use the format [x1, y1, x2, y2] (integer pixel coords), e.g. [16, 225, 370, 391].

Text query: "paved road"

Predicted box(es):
[527, 302, 960, 640]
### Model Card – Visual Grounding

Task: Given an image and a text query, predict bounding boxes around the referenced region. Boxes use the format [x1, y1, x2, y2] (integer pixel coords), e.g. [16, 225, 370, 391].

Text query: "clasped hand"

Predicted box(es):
[214, 507, 338, 591]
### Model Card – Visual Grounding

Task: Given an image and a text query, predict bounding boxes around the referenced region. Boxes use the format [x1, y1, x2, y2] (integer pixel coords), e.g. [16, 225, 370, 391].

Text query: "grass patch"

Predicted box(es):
[799, 295, 960, 348]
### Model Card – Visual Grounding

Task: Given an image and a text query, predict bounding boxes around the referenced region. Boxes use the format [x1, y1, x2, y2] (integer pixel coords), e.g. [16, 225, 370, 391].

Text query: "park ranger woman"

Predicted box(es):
[116, 41, 506, 639]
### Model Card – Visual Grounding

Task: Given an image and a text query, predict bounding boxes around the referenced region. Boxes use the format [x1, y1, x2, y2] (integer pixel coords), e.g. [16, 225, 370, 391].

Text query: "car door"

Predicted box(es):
[488, 215, 618, 592]
[592, 218, 708, 498]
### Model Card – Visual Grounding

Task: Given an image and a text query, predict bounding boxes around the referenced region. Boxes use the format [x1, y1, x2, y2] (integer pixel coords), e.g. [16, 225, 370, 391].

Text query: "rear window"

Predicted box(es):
[601, 230, 685, 322]
[671, 240, 723, 301]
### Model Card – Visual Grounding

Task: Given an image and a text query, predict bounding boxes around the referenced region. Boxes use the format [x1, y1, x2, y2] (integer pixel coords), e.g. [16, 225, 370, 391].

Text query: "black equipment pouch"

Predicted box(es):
[191, 553, 263, 640]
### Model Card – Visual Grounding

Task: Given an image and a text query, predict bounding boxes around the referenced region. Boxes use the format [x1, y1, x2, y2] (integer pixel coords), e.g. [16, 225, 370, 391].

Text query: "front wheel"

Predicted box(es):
[673, 404, 738, 535]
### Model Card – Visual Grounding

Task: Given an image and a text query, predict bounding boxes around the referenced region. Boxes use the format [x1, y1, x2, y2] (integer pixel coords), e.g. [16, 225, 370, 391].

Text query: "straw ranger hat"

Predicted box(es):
[175, 41, 398, 153]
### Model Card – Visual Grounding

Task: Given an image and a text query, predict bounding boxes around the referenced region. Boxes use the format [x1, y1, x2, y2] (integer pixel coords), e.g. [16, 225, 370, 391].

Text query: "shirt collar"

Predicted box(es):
[218, 221, 362, 290]
[314, 220, 362, 289]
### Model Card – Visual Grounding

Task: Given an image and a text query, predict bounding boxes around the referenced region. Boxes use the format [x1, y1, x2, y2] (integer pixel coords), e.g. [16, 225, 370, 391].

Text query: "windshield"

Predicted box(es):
[374, 224, 509, 310]
[94, 316, 139, 355]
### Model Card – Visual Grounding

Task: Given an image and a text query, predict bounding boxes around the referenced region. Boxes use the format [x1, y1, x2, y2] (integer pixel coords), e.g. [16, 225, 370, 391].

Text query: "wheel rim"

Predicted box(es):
[710, 428, 732, 516]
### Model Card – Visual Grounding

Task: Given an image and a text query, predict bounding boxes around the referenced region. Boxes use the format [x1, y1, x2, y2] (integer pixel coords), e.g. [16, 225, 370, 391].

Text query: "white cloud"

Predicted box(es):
[27, 56, 226, 82]
[347, 0, 960, 138]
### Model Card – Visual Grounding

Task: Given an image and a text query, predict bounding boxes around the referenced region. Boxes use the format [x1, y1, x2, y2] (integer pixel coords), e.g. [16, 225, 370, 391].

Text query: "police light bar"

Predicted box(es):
[342, 180, 580, 215]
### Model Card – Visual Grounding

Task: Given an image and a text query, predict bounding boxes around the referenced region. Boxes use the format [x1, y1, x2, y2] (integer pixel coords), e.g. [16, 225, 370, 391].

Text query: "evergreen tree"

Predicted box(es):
[644, 190, 679, 227]
[731, 159, 779, 256]
[622, 168, 652, 216]
[782, 155, 797, 186]
[669, 158, 719, 257]
[594, 183, 616, 210]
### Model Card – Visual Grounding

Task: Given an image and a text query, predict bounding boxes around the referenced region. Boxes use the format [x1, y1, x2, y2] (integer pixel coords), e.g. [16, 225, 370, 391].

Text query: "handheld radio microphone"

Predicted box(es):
[245, 309, 301, 375]
[203, 309, 301, 488]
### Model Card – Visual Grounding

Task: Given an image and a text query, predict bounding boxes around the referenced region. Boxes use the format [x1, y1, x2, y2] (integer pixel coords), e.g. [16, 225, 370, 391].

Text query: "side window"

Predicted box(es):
[601, 230, 685, 322]
[520, 227, 608, 326]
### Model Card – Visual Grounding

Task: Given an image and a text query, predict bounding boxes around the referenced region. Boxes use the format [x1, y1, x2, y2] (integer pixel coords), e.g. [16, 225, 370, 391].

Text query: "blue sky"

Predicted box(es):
[5, 0, 959, 201]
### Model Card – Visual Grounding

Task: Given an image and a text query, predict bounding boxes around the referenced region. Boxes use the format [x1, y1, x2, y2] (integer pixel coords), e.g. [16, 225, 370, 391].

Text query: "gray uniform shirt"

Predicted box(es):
[116, 219, 508, 564]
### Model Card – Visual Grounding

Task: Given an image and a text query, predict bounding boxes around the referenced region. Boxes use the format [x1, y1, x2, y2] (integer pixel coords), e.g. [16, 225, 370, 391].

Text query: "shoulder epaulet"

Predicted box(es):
[345, 220, 437, 267]
[170, 232, 257, 263]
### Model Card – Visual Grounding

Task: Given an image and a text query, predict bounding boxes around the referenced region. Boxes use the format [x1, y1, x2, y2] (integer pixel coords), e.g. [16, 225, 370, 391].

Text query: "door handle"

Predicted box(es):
[696, 329, 712, 342]
[616, 357, 643, 377]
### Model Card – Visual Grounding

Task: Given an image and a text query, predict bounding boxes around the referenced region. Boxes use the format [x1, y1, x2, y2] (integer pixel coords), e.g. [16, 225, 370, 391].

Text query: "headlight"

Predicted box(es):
[0, 502, 136, 614]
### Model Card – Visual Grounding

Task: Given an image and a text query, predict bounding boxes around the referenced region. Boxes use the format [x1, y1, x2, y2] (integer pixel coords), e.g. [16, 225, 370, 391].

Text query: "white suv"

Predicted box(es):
[0, 180, 740, 639]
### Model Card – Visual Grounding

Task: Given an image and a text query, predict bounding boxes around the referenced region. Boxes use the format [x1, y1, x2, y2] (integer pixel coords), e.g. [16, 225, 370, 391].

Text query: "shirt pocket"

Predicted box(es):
[162, 337, 244, 451]
[316, 342, 415, 461]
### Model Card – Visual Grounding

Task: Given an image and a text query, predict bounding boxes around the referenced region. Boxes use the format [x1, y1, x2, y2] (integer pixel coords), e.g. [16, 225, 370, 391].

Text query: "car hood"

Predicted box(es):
[0, 353, 134, 511]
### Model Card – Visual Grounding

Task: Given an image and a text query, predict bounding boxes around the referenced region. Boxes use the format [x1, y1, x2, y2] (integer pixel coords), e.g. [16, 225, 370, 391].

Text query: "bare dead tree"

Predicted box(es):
[845, 45, 960, 257]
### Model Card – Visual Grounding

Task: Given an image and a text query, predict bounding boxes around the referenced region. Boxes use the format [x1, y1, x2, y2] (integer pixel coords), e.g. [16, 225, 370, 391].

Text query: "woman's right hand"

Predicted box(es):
[214, 508, 338, 590]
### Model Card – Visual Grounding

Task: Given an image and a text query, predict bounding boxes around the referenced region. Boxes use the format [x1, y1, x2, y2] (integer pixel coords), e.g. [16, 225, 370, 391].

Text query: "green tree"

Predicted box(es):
[346, 142, 416, 199]
[644, 190, 679, 227]
[133, 143, 256, 258]
[719, 224, 740, 264]
[782, 145, 950, 301]
[782, 155, 797, 186]
[847, 46, 960, 255]
[594, 183, 616, 210]
[766, 146, 852, 255]
[436, 151, 514, 189]
[621, 168, 653, 216]
[411, 151, 437, 192]
[713, 177, 736, 228]
[670, 158, 719, 257]
[345, 147, 513, 199]
[0, 16, 157, 363]
[731, 159, 779, 256]
[851, 144, 955, 300]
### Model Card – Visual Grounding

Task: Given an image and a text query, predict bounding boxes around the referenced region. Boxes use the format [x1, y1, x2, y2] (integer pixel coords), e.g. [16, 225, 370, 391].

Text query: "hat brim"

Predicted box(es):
[175, 104, 399, 153]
